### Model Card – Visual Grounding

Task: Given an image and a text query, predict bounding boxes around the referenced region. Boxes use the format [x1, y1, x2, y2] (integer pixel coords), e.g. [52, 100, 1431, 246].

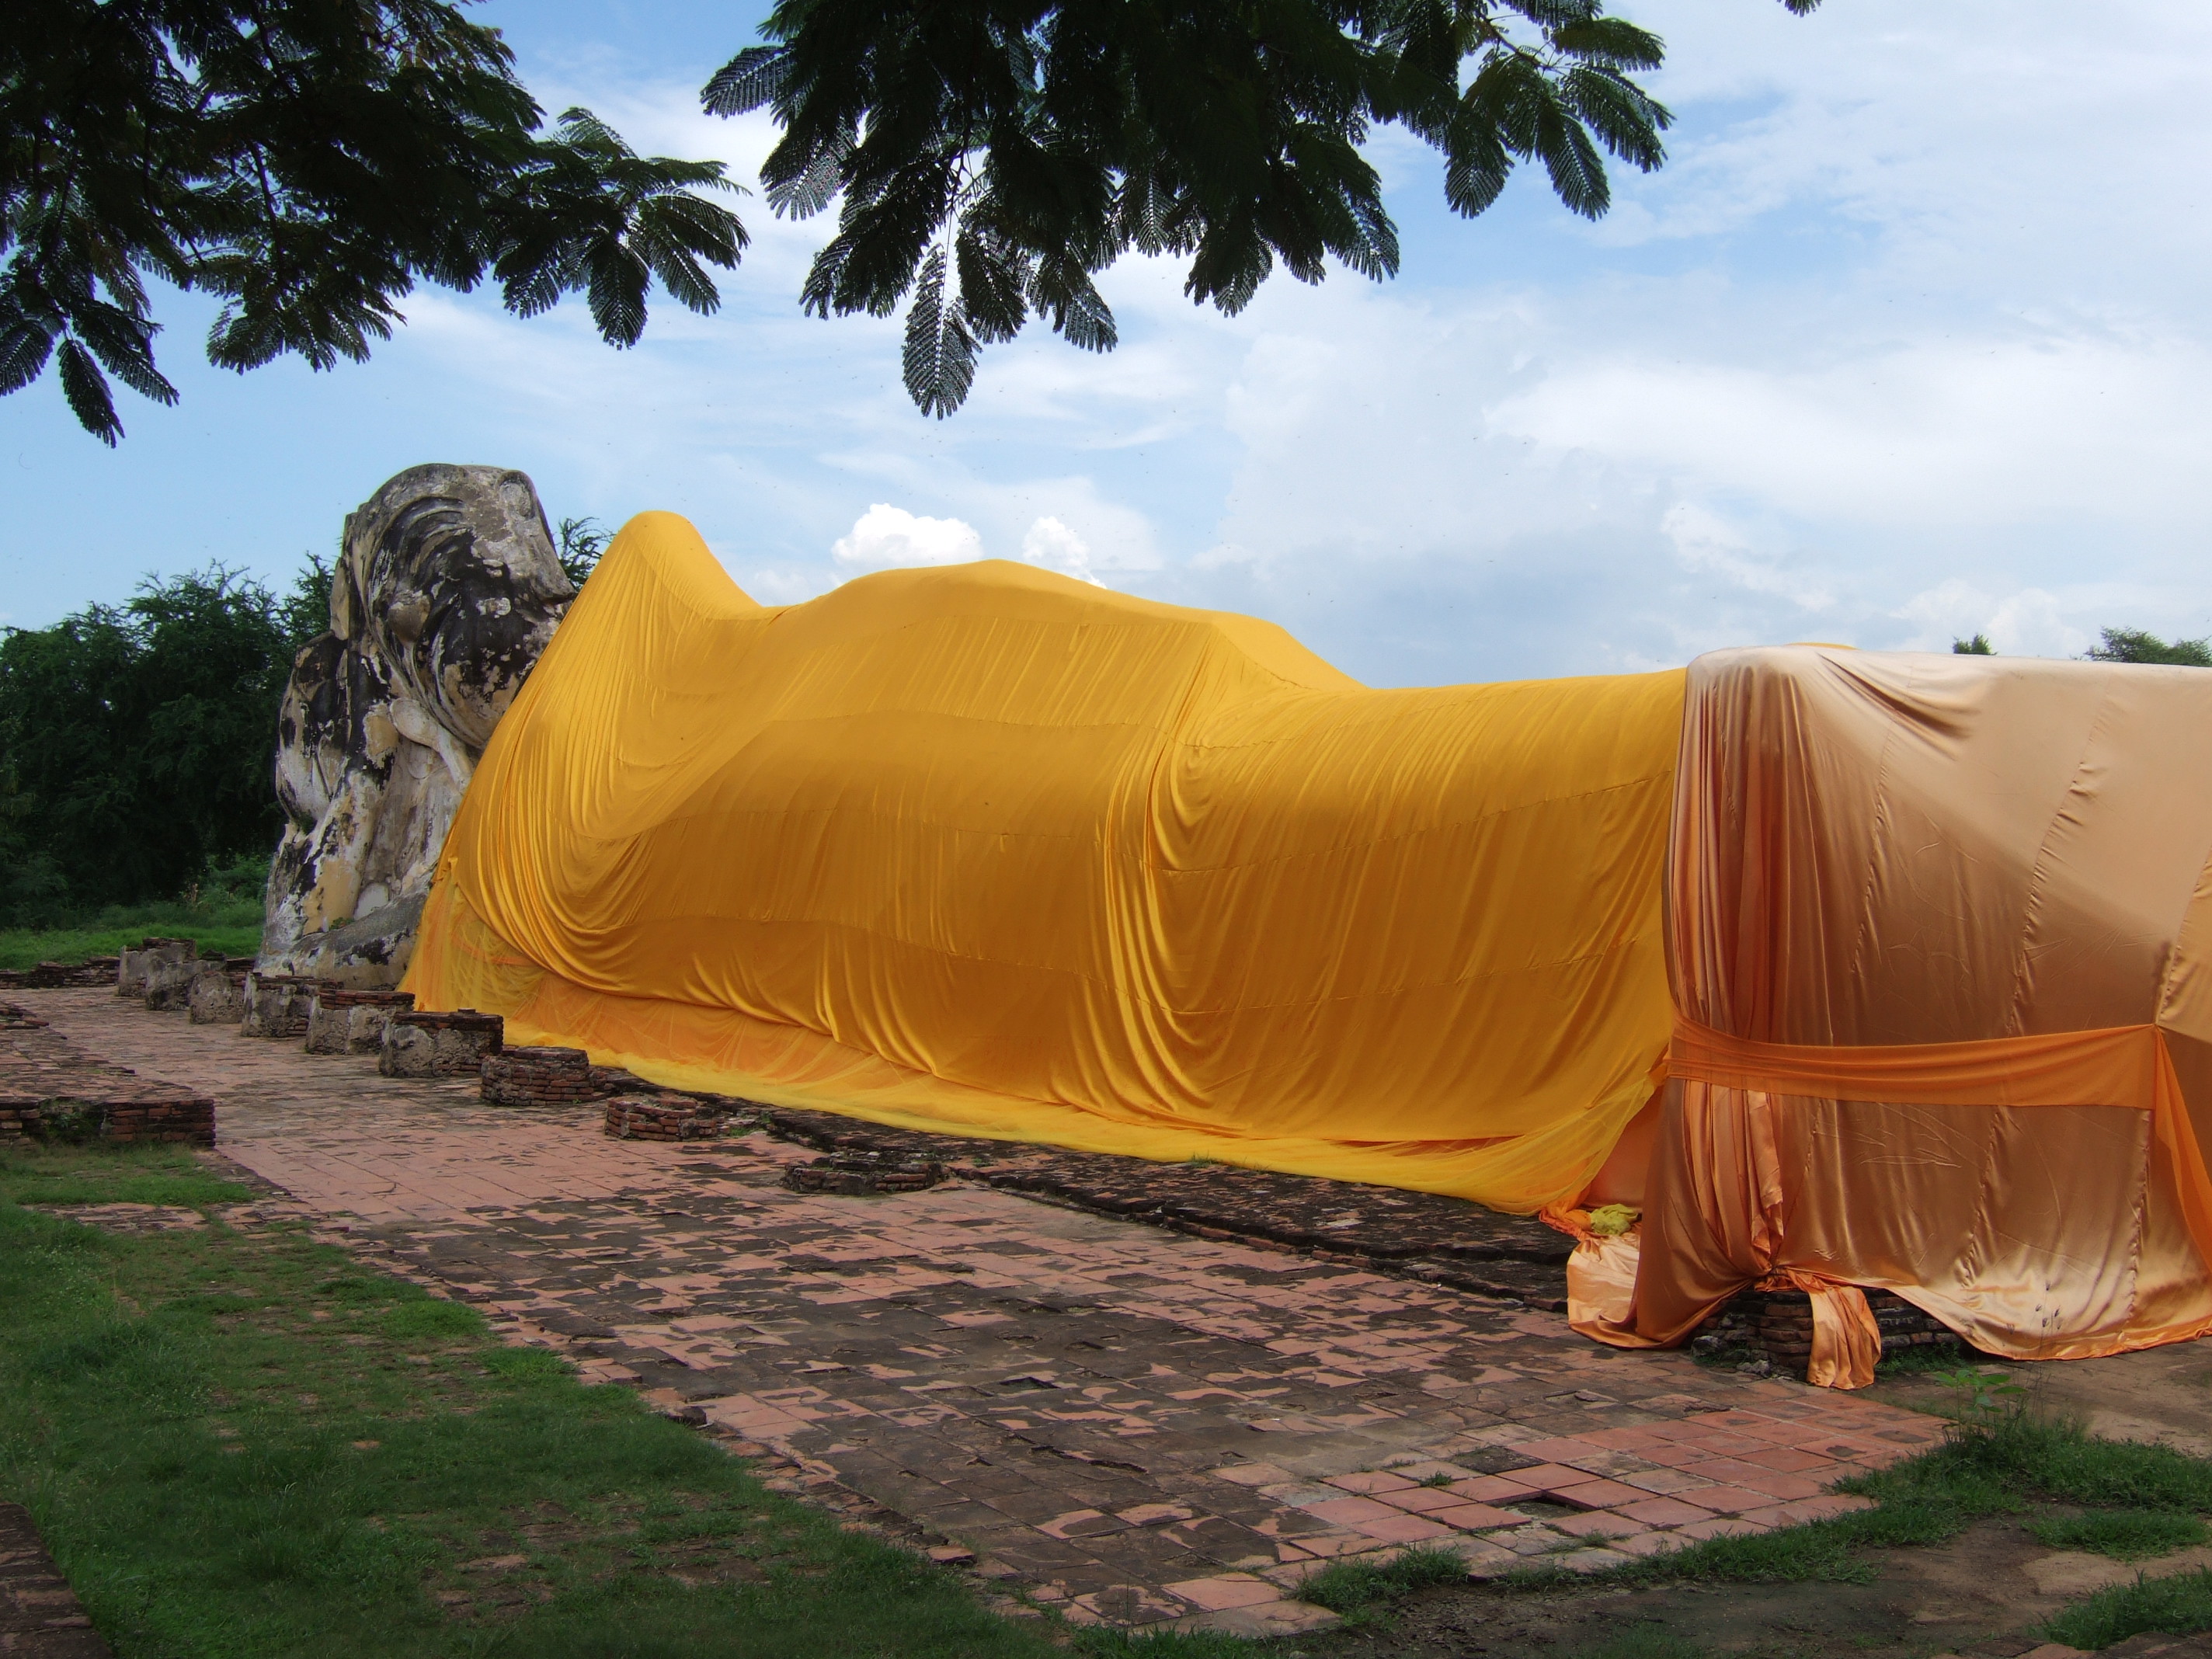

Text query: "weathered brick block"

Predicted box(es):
[120, 937, 197, 999]
[603, 1093, 726, 1142]
[379, 1009, 503, 1077]
[242, 972, 323, 1038]
[0, 956, 119, 989]
[187, 964, 249, 1024]
[143, 956, 202, 1011]
[304, 989, 416, 1055]
[2, 1090, 216, 1147]
[784, 1152, 946, 1195]
[482, 1046, 596, 1107]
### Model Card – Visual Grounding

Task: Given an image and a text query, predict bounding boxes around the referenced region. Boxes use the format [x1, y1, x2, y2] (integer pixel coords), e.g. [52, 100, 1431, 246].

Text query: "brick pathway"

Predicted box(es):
[0, 1502, 110, 1658]
[16, 989, 1947, 1636]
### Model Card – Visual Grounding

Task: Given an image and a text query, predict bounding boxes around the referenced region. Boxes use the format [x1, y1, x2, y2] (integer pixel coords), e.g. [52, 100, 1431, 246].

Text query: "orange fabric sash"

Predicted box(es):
[1567, 1021, 2212, 1389]
[1668, 1018, 2212, 1282]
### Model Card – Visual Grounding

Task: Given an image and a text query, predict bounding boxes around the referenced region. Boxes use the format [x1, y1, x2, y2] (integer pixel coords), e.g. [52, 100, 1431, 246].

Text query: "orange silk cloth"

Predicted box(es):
[1571, 647, 2212, 1386]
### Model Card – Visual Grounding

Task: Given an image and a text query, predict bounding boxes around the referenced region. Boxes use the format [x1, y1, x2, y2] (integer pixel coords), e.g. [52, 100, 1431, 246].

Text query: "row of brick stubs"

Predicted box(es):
[481, 1046, 597, 1107]
[603, 1093, 729, 1141]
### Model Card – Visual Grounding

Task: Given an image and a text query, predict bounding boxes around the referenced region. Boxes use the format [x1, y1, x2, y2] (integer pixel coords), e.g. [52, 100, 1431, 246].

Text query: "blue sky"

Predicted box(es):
[4, 1, 2208, 686]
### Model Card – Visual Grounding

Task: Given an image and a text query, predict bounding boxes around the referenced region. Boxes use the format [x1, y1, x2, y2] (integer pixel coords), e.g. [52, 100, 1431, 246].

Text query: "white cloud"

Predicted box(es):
[1662, 503, 1831, 613]
[1894, 579, 1991, 652]
[1986, 590, 2093, 660]
[1020, 516, 1101, 585]
[1194, 542, 1268, 574]
[739, 565, 835, 606]
[830, 503, 986, 572]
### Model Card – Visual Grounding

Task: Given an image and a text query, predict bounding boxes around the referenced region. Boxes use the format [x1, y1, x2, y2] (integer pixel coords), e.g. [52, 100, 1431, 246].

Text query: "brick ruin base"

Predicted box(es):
[379, 1010, 504, 1078]
[0, 974, 1992, 1352]
[481, 1045, 597, 1106]
[186, 962, 256, 1024]
[242, 973, 325, 1038]
[2, 1002, 216, 1147]
[304, 989, 416, 1056]
[603, 1093, 729, 1141]
[2, 1087, 216, 1148]
[784, 1150, 947, 1195]
[141, 949, 206, 1011]
[117, 939, 197, 1000]
[0, 957, 117, 990]
[1691, 1285, 1969, 1376]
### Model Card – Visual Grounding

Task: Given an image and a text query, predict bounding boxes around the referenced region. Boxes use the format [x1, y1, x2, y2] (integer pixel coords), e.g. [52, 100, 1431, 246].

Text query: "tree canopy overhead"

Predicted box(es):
[5, 0, 1823, 438]
[712, 0, 1821, 416]
[2, 0, 748, 443]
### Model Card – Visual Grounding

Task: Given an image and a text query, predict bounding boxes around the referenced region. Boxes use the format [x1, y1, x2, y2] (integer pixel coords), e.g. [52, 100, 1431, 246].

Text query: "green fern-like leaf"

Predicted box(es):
[702, 46, 792, 117]
[1028, 255, 1117, 353]
[953, 224, 1028, 343]
[55, 338, 122, 445]
[902, 245, 979, 418]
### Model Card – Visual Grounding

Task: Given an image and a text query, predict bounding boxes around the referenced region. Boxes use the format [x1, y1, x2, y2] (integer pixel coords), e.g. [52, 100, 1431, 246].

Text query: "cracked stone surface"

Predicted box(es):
[14, 988, 1949, 1630]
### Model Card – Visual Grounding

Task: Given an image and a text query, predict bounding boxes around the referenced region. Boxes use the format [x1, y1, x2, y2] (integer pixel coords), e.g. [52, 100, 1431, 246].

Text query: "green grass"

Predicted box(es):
[0, 894, 263, 970]
[1495, 1411, 2212, 1598]
[1073, 1632, 1270, 1657]
[2032, 1510, 2210, 1561]
[0, 1141, 259, 1208]
[0, 1146, 1077, 1658]
[2044, 1569, 2212, 1650]
[1873, 1343, 1974, 1376]
[1296, 1543, 1468, 1626]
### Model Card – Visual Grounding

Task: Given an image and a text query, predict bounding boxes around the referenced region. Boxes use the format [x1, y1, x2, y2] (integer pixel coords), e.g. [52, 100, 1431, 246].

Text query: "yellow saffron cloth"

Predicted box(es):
[405, 511, 1683, 1210]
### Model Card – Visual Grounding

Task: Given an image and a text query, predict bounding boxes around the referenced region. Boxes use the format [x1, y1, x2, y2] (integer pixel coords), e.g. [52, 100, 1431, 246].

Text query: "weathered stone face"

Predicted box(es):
[337, 468, 574, 753]
[262, 464, 573, 985]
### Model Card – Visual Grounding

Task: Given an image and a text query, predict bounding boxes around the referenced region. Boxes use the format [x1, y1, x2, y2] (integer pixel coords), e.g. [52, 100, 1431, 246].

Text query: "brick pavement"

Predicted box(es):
[16, 988, 1948, 1636]
[0, 1502, 110, 1658]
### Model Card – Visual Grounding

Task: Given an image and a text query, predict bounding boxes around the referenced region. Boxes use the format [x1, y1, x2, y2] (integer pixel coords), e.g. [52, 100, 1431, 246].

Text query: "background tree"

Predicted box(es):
[557, 516, 610, 588]
[1953, 634, 1995, 655]
[279, 551, 335, 653]
[2087, 628, 2212, 667]
[708, 0, 1822, 416]
[0, 569, 293, 921]
[3, 1, 749, 443]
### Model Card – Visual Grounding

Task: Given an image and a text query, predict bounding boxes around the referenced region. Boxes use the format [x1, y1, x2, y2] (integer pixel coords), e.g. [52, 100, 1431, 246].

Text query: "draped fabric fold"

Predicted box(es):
[1568, 1020, 2212, 1387]
[405, 523, 2212, 1382]
[405, 512, 1682, 1210]
[1567, 648, 2212, 1383]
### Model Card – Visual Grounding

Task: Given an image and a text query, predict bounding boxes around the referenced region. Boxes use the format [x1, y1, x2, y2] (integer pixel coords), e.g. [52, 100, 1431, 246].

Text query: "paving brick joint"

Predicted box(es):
[6, 989, 1951, 1633]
